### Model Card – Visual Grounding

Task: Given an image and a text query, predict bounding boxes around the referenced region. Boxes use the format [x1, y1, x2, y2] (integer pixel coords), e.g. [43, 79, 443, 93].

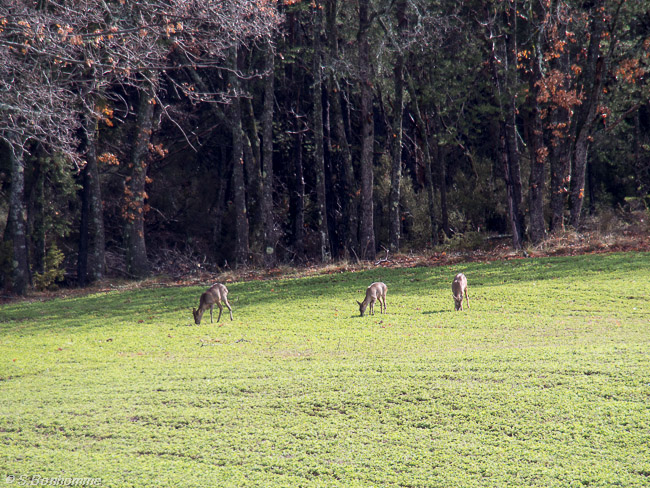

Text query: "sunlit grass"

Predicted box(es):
[1, 252, 649, 487]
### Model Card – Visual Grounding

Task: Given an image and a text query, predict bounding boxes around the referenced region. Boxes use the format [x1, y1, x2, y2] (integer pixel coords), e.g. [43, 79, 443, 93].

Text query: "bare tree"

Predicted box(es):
[124, 76, 158, 279]
[568, 0, 611, 229]
[312, 0, 332, 262]
[325, 0, 359, 258]
[481, 2, 525, 249]
[229, 48, 250, 268]
[78, 113, 106, 285]
[262, 40, 277, 268]
[388, 0, 407, 253]
[0, 0, 281, 291]
[358, 0, 376, 260]
[0, 2, 86, 293]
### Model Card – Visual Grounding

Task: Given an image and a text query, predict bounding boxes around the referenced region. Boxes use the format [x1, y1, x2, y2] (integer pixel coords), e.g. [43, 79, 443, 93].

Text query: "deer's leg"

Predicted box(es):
[216, 301, 223, 322]
[223, 298, 234, 320]
[209, 305, 214, 323]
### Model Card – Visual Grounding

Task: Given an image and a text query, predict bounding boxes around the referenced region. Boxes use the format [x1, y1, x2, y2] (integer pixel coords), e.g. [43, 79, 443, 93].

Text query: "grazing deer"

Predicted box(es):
[192, 283, 233, 324]
[357, 282, 388, 316]
[452, 273, 469, 311]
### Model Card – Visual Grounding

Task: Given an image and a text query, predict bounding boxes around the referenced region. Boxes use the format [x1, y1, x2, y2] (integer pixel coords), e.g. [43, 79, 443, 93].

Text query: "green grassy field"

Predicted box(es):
[1, 252, 649, 488]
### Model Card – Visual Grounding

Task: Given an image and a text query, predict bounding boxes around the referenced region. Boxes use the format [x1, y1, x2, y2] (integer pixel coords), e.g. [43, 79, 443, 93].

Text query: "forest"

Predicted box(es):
[0, 0, 648, 295]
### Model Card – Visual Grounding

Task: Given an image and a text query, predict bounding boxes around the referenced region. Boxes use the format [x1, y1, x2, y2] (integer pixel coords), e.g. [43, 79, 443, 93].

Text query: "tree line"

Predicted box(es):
[1, 0, 648, 295]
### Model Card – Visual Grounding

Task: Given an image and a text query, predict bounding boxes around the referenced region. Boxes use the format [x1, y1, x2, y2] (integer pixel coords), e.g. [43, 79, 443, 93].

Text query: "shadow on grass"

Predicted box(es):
[2, 252, 648, 335]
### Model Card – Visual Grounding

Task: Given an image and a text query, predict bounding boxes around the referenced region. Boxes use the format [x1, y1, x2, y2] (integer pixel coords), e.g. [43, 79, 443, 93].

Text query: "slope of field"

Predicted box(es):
[1, 253, 649, 487]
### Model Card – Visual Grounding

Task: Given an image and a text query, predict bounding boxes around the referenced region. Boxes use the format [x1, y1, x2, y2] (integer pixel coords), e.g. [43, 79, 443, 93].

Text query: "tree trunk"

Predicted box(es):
[633, 108, 646, 199]
[502, 118, 525, 250]
[212, 148, 229, 262]
[569, 133, 590, 229]
[504, 2, 525, 249]
[406, 72, 439, 243]
[6, 141, 30, 295]
[587, 154, 596, 214]
[388, 0, 406, 253]
[549, 132, 571, 232]
[331, 85, 359, 257]
[358, 0, 376, 260]
[262, 40, 276, 267]
[526, 29, 547, 244]
[241, 96, 263, 249]
[548, 26, 572, 233]
[569, 2, 606, 229]
[183, 65, 232, 261]
[291, 122, 305, 261]
[229, 49, 250, 268]
[527, 108, 547, 244]
[124, 79, 156, 279]
[326, 0, 358, 257]
[436, 143, 450, 238]
[484, 2, 524, 248]
[78, 164, 89, 286]
[31, 157, 45, 276]
[78, 114, 105, 285]
[312, 0, 331, 262]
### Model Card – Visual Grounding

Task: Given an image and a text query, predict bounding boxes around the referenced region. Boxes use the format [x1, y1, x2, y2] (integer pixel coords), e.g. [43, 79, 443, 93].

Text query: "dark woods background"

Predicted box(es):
[1, 0, 649, 295]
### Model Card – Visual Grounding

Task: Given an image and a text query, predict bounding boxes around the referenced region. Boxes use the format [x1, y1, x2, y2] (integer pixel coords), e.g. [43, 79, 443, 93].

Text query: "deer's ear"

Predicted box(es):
[356, 300, 362, 306]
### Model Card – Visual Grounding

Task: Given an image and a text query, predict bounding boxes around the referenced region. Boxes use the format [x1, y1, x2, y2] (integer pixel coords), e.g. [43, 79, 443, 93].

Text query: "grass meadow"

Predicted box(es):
[1, 252, 649, 487]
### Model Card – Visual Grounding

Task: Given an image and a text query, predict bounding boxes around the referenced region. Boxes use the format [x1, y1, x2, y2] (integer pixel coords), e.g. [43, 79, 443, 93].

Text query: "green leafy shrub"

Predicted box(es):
[33, 245, 66, 291]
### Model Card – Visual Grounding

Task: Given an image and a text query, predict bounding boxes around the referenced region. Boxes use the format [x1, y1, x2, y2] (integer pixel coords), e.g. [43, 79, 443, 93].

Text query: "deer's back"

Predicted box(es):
[368, 282, 387, 297]
[204, 283, 228, 303]
[452, 273, 467, 294]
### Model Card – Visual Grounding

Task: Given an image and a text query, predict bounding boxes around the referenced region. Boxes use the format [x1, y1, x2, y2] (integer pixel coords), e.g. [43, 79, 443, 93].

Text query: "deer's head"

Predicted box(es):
[192, 307, 203, 325]
[357, 300, 368, 316]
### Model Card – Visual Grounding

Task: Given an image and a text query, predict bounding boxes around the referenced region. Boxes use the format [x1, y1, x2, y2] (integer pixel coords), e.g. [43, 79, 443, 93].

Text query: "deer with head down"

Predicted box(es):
[357, 282, 387, 316]
[452, 273, 469, 311]
[192, 283, 233, 324]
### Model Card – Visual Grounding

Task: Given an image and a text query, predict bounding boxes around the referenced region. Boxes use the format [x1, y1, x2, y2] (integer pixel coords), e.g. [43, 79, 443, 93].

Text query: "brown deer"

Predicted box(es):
[452, 273, 469, 311]
[192, 283, 233, 324]
[357, 282, 387, 316]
